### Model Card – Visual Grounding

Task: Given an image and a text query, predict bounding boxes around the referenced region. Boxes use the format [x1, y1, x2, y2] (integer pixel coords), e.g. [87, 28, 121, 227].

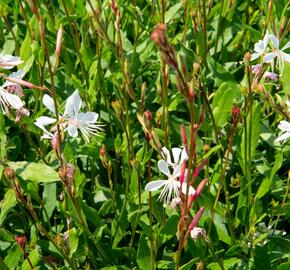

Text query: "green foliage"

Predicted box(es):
[0, 0, 289, 269]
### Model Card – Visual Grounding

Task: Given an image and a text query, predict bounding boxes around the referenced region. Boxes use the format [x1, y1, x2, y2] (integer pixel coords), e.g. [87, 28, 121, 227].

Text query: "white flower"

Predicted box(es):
[35, 90, 102, 142]
[251, 31, 269, 61]
[190, 227, 209, 242]
[63, 90, 102, 142]
[0, 86, 24, 112]
[0, 53, 23, 69]
[161, 146, 188, 168]
[275, 120, 290, 143]
[144, 159, 195, 204]
[34, 116, 57, 140]
[263, 34, 290, 72]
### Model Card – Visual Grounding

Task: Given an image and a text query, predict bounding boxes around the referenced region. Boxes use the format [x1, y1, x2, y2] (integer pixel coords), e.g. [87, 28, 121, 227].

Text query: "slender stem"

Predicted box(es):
[61, 0, 89, 92]
[162, 64, 169, 145]
[202, 0, 208, 69]
[38, 16, 63, 166]
[214, 0, 224, 54]
[18, 0, 32, 39]
[246, 64, 253, 202]
[147, 134, 155, 270]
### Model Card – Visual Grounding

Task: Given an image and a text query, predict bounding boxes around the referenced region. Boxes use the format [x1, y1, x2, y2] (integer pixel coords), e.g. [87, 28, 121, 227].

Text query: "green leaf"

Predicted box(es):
[255, 151, 283, 199]
[8, 161, 60, 183]
[180, 258, 196, 270]
[43, 183, 56, 220]
[19, 31, 34, 72]
[281, 62, 290, 95]
[277, 262, 290, 270]
[214, 213, 231, 245]
[240, 101, 261, 172]
[254, 245, 271, 270]
[0, 189, 17, 226]
[68, 228, 79, 256]
[4, 243, 22, 269]
[212, 82, 239, 127]
[165, 3, 182, 23]
[22, 249, 40, 270]
[137, 234, 150, 270]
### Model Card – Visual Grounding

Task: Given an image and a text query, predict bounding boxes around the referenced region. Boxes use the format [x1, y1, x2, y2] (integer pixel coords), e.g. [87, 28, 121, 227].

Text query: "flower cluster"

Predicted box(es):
[251, 31, 290, 73]
[35, 90, 102, 143]
[0, 53, 28, 117]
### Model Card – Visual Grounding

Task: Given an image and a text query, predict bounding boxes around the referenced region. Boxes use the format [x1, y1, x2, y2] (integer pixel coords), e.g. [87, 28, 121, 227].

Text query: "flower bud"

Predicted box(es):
[244, 52, 252, 62]
[232, 104, 240, 124]
[15, 235, 27, 250]
[144, 110, 152, 122]
[4, 166, 15, 180]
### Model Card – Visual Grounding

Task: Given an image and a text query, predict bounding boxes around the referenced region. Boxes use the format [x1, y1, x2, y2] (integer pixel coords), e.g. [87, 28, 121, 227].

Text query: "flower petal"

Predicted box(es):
[35, 116, 56, 127]
[77, 112, 99, 123]
[275, 132, 290, 142]
[263, 52, 276, 63]
[64, 89, 82, 117]
[172, 147, 182, 165]
[269, 34, 279, 49]
[250, 53, 261, 61]
[145, 180, 167, 191]
[277, 120, 290, 132]
[158, 160, 170, 176]
[281, 51, 290, 63]
[172, 164, 181, 178]
[181, 183, 196, 196]
[43, 94, 56, 114]
[0, 54, 23, 69]
[161, 147, 172, 164]
[1, 90, 23, 109]
[67, 124, 78, 137]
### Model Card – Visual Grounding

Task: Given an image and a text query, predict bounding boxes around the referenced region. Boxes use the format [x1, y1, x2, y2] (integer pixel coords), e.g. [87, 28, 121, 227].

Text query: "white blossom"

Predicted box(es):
[251, 31, 269, 61]
[0, 53, 23, 69]
[264, 34, 290, 72]
[35, 90, 102, 142]
[145, 159, 195, 205]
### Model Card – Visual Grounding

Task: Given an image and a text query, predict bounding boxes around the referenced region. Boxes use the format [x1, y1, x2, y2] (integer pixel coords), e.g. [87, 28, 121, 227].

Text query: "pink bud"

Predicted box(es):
[188, 207, 205, 231]
[55, 24, 64, 56]
[179, 160, 187, 185]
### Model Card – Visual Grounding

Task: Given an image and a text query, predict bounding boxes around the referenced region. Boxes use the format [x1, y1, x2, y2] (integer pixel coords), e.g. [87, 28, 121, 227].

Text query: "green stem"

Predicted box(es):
[214, 0, 224, 54]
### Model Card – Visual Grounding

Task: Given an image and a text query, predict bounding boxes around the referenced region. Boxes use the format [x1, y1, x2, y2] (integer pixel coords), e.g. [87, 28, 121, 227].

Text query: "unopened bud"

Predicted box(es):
[232, 104, 240, 123]
[188, 207, 205, 231]
[141, 82, 146, 109]
[112, 100, 123, 117]
[100, 144, 106, 157]
[244, 52, 252, 63]
[151, 24, 167, 49]
[193, 63, 200, 74]
[54, 24, 64, 70]
[180, 124, 188, 151]
[192, 179, 207, 200]
[188, 79, 195, 102]
[203, 144, 210, 152]
[170, 197, 182, 209]
[111, 0, 117, 14]
[144, 110, 152, 121]
[15, 235, 27, 250]
[4, 167, 15, 180]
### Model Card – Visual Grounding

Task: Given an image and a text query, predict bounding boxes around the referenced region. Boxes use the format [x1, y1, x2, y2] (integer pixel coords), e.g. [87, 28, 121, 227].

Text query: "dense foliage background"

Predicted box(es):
[0, 0, 289, 269]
